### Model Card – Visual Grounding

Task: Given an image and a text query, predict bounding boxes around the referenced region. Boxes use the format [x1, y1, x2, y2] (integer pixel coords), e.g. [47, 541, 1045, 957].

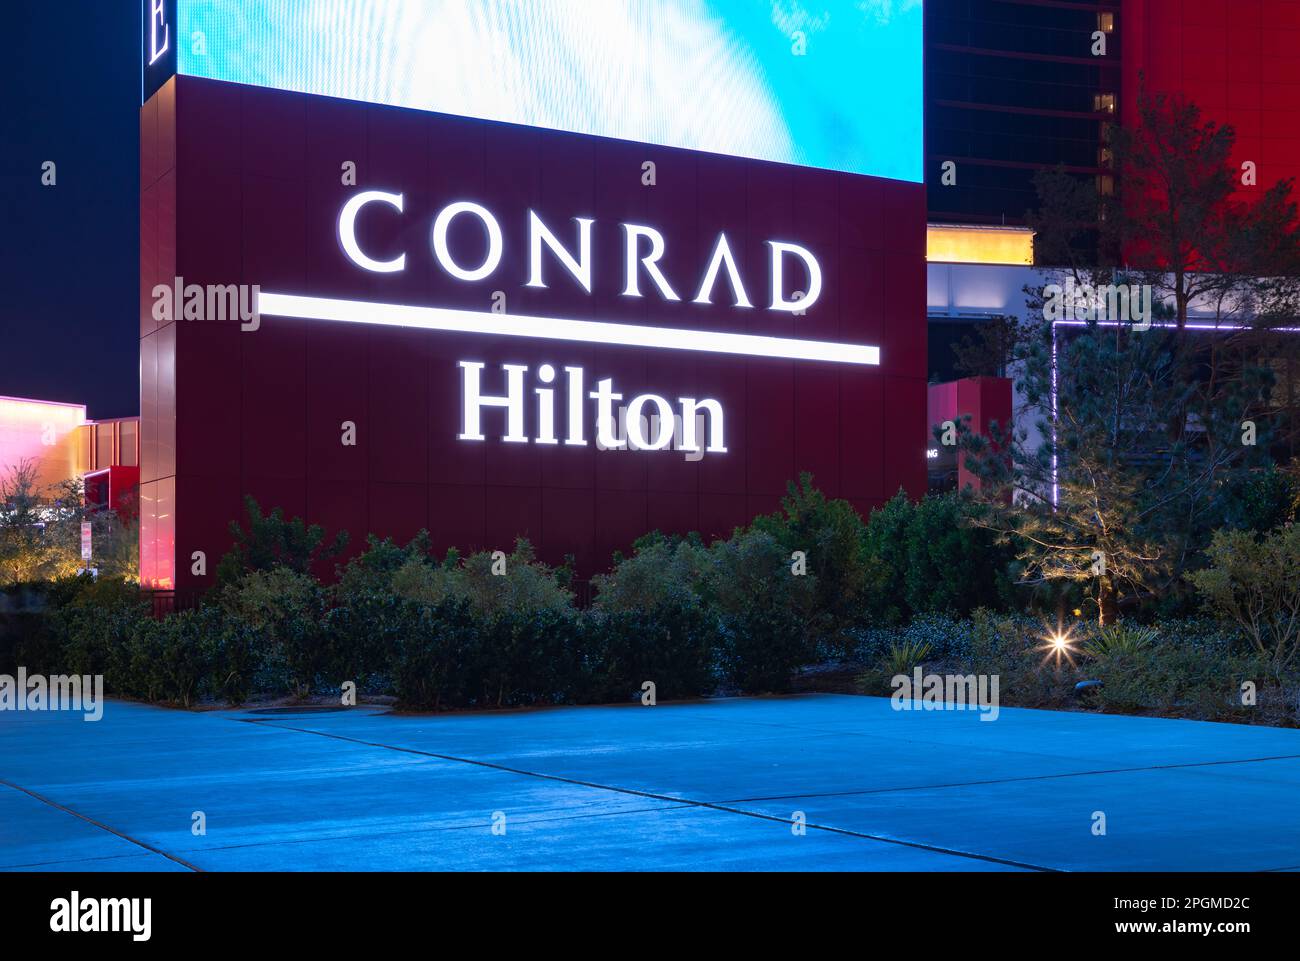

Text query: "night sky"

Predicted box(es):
[2, 2, 140, 419]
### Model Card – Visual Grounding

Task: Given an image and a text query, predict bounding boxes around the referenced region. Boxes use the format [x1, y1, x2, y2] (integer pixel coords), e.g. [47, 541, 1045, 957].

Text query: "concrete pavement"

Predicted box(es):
[2, 695, 1298, 871]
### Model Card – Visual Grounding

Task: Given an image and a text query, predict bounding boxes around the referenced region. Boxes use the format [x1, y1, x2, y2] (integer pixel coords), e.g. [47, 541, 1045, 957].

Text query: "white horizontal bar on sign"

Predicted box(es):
[257, 292, 881, 366]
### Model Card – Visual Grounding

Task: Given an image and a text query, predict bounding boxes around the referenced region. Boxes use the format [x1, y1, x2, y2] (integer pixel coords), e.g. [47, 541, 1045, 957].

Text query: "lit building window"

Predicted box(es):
[119, 421, 138, 467]
[95, 424, 114, 470]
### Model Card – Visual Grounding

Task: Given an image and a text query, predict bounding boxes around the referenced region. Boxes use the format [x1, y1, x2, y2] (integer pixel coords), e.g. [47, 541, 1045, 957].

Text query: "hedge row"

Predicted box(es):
[36, 477, 1300, 716]
[2, 480, 1024, 708]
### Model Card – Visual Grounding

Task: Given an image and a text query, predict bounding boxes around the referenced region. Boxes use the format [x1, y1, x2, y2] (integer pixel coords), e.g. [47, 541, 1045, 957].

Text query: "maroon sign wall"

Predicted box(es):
[139, 75, 927, 591]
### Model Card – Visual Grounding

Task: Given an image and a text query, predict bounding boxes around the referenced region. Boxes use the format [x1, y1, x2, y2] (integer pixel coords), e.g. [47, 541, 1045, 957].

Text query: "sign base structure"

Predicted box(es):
[139, 75, 926, 590]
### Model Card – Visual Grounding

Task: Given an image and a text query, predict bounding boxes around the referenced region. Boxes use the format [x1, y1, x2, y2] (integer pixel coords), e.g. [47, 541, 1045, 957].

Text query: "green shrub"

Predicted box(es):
[478, 606, 580, 707]
[966, 609, 1034, 667]
[591, 532, 707, 610]
[216, 495, 348, 587]
[389, 597, 480, 709]
[157, 612, 213, 707]
[1090, 641, 1253, 719]
[1187, 525, 1300, 675]
[197, 605, 262, 705]
[1221, 463, 1299, 533]
[328, 533, 441, 691]
[863, 491, 1017, 623]
[383, 539, 578, 708]
[855, 611, 996, 664]
[853, 611, 1288, 723]
[0, 581, 79, 675]
[384, 599, 582, 710]
[581, 602, 717, 703]
[862, 491, 912, 625]
[706, 529, 816, 693]
[322, 591, 400, 694]
[122, 610, 214, 707]
[588, 536, 717, 701]
[390, 538, 572, 617]
[857, 610, 1068, 705]
[221, 566, 328, 698]
[901, 495, 1017, 616]
[750, 474, 883, 654]
[50, 576, 149, 689]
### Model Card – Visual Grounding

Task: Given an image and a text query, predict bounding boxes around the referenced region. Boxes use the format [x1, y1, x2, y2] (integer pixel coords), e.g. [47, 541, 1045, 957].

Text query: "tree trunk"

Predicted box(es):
[1097, 577, 1118, 626]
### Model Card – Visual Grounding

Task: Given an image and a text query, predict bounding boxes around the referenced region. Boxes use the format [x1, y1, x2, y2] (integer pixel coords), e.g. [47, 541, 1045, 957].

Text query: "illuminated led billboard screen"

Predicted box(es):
[175, 0, 923, 183]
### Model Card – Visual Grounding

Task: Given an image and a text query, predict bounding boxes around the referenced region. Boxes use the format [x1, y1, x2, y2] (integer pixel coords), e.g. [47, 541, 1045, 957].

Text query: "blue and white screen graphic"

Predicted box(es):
[177, 0, 922, 183]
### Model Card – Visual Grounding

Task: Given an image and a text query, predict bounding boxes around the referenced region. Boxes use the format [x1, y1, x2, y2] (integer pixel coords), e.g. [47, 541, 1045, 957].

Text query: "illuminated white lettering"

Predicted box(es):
[338, 191, 406, 273]
[768, 241, 823, 312]
[679, 398, 727, 453]
[149, 0, 170, 66]
[452, 363, 728, 454]
[527, 212, 593, 293]
[432, 202, 503, 282]
[458, 361, 527, 442]
[621, 224, 680, 301]
[589, 377, 626, 449]
[626, 395, 675, 450]
[693, 233, 752, 308]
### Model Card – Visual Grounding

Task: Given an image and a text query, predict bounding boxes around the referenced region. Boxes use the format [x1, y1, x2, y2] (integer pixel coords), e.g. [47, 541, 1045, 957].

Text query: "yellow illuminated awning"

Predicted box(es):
[927, 224, 1035, 266]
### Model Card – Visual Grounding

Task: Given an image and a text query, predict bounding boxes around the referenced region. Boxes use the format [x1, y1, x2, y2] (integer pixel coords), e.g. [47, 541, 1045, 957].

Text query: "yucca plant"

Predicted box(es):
[884, 638, 933, 676]
[1082, 623, 1157, 660]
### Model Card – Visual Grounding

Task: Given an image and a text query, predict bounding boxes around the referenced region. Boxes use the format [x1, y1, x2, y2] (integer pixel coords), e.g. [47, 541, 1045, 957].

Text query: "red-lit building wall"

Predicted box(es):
[927, 377, 1012, 492]
[140, 76, 928, 591]
[1123, 0, 1300, 203]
